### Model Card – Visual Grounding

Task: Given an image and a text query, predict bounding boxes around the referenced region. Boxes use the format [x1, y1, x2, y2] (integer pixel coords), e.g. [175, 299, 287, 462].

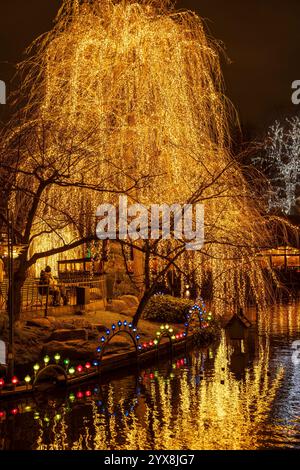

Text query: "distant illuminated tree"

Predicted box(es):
[262, 117, 300, 215]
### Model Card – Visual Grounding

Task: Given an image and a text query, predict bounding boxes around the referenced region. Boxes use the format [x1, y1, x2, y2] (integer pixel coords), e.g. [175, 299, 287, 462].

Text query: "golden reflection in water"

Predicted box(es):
[257, 302, 300, 336]
[35, 404, 69, 450]
[34, 330, 285, 450]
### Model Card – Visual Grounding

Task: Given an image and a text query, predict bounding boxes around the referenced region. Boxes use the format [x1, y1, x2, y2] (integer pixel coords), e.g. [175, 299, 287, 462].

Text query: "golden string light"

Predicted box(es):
[6, 0, 276, 313]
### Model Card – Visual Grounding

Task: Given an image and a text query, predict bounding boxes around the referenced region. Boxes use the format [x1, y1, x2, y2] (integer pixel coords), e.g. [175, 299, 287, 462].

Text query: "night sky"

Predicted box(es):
[1, 0, 300, 137]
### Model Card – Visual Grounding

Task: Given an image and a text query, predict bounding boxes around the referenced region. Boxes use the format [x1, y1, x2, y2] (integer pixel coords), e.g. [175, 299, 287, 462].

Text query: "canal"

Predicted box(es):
[0, 302, 300, 450]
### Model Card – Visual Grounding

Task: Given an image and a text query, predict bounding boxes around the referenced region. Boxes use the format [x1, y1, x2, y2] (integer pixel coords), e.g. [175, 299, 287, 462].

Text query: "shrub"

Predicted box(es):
[142, 294, 193, 323]
[192, 319, 221, 346]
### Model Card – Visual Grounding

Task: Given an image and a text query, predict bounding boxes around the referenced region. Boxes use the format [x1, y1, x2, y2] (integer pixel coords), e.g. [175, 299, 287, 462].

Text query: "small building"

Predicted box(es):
[257, 246, 300, 271]
[224, 311, 252, 340]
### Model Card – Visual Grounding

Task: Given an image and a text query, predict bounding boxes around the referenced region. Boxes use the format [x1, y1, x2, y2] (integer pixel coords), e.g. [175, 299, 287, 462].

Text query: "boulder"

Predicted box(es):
[92, 324, 107, 333]
[106, 299, 128, 313]
[15, 343, 43, 365]
[71, 319, 94, 330]
[50, 321, 76, 330]
[15, 325, 51, 343]
[119, 307, 137, 317]
[42, 340, 96, 361]
[119, 295, 139, 308]
[103, 340, 132, 351]
[87, 329, 99, 340]
[26, 318, 53, 329]
[48, 328, 88, 342]
[75, 310, 85, 316]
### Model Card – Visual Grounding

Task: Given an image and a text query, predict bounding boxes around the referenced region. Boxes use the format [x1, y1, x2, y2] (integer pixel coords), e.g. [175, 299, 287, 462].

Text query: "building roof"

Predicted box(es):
[225, 311, 252, 329]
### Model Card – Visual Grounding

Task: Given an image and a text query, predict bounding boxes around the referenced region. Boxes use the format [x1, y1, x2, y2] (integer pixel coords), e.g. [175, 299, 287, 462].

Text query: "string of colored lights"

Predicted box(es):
[0, 311, 216, 395]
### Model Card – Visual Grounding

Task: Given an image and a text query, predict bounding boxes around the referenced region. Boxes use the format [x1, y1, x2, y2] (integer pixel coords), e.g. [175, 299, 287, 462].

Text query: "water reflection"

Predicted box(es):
[1, 301, 300, 450]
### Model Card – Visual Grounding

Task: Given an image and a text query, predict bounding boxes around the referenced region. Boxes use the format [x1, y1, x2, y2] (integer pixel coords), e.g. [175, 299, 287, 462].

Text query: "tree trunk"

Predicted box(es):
[7, 255, 28, 322]
[10, 276, 25, 322]
[132, 285, 156, 327]
[132, 244, 153, 327]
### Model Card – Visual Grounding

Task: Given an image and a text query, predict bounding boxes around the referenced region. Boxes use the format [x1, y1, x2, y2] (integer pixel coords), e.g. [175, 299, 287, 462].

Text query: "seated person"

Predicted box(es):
[39, 266, 68, 306]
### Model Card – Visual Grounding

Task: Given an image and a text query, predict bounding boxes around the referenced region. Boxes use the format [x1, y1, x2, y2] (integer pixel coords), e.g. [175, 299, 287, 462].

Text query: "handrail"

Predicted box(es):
[0, 277, 107, 316]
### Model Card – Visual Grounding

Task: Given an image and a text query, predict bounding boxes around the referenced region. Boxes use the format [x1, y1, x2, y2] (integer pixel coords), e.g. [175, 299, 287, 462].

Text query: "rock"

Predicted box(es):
[26, 318, 53, 329]
[42, 340, 97, 361]
[107, 299, 128, 313]
[15, 343, 43, 365]
[51, 321, 76, 330]
[48, 329, 88, 342]
[119, 307, 137, 317]
[92, 324, 107, 333]
[15, 326, 51, 344]
[87, 328, 99, 340]
[72, 319, 93, 329]
[119, 295, 139, 308]
[75, 310, 85, 316]
[105, 339, 132, 349]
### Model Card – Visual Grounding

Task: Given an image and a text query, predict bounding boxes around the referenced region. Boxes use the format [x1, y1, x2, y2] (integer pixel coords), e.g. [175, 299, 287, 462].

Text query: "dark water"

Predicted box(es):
[1, 302, 300, 450]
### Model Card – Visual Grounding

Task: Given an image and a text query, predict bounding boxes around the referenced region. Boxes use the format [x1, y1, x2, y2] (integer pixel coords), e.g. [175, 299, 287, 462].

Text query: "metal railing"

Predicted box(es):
[0, 276, 107, 317]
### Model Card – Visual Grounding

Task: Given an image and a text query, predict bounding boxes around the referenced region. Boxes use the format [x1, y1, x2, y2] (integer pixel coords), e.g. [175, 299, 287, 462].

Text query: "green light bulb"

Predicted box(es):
[43, 355, 50, 365]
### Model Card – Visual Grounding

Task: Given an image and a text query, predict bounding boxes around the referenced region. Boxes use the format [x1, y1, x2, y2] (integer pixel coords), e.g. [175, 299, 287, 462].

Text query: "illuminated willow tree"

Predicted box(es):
[1, 0, 276, 321]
